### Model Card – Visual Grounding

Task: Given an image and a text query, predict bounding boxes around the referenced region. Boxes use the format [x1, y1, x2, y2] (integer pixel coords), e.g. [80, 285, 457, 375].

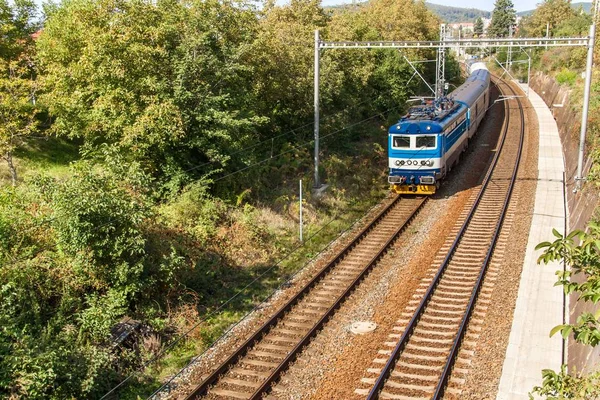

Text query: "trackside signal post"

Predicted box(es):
[313, 28, 595, 192]
[314, 30, 321, 189]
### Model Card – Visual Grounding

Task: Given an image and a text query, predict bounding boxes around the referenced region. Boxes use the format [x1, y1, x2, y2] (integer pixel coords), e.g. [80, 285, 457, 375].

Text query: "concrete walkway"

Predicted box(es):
[496, 84, 565, 399]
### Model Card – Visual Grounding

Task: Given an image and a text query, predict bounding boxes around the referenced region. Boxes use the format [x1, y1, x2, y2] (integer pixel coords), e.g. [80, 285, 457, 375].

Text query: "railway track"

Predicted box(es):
[357, 77, 525, 400]
[180, 194, 428, 400]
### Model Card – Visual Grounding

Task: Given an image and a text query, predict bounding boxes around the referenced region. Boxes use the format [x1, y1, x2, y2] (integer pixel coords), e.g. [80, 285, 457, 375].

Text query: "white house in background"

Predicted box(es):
[482, 17, 492, 30]
[449, 22, 475, 33]
[482, 16, 523, 33]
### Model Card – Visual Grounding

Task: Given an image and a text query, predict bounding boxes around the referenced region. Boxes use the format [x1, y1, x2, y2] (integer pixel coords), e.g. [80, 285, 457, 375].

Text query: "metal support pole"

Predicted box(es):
[575, 24, 596, 190]
[299, 179, 303, 242]
[493, 56, 518, 82]
[314, 30, 321, 188]
[507, 26, 513, 74]
[527, 51, 531, 98]
[435, 24, 446, 100]
[519, 46, 531, 97]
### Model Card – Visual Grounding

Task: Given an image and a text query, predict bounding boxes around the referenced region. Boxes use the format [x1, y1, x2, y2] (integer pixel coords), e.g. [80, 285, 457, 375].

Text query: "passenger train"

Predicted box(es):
[388, 62, 491, 195]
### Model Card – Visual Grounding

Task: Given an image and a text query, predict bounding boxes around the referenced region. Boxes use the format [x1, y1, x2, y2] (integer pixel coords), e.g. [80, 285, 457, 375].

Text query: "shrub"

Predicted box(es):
[158, 181, 227, 244]
[556, 68, 578, 87]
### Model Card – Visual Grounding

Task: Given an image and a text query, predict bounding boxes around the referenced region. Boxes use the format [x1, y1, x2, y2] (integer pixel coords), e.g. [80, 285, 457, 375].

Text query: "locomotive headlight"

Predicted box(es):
[395, 160, 401, 166]
[399, 160, 405, 165]
[420, 160, 426, 166]
[427, 160, 434, 166]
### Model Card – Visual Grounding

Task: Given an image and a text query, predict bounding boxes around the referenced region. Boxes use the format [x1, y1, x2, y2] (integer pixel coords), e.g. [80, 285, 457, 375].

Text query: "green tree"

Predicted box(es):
[247, 0, 328, 136]
[555, 6, 592, 37]
[37, 0, 265, 190]
[0, 0, 40, 185]
[0, 152, 184, 397]
[488, 0, 516, 38]
[520, 0, 576, 37]
[474, 17, 484, 37]
[366, 0, 438, 41]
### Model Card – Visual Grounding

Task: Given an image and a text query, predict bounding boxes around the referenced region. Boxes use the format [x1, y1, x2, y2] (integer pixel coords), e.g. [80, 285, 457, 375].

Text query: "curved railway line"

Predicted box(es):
[356, 76, 525, 400]
[180, 195, 428, 399]
[166, 75, 526, 400]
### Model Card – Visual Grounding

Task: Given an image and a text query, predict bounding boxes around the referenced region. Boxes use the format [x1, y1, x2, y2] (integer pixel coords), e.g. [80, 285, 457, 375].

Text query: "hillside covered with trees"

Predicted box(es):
[517, 1, 592, 16]
[426, 3, 490, 22]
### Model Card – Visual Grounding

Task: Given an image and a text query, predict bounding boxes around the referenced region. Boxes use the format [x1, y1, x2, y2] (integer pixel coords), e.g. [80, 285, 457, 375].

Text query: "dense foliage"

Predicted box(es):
[518, 0, 580, 37]
[517, 1, 593, 16]
[0, 0, 445, 397]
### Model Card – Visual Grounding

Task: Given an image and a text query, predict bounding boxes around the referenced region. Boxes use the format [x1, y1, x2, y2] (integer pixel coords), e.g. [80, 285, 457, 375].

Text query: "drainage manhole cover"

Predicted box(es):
[350, 321, 377, 335]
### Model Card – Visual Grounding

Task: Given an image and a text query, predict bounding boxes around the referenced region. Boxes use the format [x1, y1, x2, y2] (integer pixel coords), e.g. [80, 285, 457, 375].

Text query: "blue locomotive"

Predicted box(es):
[388, 63, 491, 194]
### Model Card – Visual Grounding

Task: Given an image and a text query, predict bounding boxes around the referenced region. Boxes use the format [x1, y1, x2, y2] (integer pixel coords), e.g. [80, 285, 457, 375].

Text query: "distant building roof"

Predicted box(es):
[449, 23, 475, 31]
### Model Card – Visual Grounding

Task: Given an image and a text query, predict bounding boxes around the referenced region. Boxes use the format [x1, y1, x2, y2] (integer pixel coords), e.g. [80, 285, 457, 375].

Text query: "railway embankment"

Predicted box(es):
[529, 72, 600, 374]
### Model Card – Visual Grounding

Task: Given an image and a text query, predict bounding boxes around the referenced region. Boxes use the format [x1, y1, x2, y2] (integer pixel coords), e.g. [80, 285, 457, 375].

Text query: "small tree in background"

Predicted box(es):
[474, 17, 484, 37]
[488, 0, 516, 38]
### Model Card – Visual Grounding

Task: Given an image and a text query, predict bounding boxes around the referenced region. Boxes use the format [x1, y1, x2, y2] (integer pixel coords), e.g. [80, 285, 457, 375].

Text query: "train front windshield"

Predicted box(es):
[392, 136, 410, 148]
[391, 134, 437, 150]
[416, 135, 436, 149]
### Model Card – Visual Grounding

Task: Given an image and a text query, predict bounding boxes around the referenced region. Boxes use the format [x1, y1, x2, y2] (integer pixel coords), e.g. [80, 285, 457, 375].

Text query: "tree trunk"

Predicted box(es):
[5, 151, 17, 186]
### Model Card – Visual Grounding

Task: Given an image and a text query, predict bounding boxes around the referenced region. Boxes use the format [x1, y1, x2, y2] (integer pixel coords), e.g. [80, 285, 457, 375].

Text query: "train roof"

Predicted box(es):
[450, 67, 490, 105]
[389, 101, 466, 134]
[389, 65, 489, 135]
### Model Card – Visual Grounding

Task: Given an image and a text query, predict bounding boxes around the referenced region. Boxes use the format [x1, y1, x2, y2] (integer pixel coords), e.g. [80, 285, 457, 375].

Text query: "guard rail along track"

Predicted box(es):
[181, 194, 428, 399]
[363, 77, 525, 399]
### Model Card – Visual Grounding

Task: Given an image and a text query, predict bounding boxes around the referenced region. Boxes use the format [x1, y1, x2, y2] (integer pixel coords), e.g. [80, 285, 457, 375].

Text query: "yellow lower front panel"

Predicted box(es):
[391, 184, 436, 195]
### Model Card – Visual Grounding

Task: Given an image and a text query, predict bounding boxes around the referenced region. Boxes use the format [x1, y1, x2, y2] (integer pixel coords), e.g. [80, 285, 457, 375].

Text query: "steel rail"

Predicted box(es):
[247, 196, 427, 400]
[184, 194, 426, 399]
[366, 76, 520, 400]
[432, 79, 524, 399]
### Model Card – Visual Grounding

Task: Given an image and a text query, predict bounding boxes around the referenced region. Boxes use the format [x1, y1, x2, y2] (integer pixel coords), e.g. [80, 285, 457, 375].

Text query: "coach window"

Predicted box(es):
[392, 135, 410, 148]
[416, 135, 436, 149]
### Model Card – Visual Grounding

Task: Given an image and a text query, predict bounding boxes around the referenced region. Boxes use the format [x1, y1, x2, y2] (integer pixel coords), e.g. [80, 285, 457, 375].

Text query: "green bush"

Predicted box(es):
[556, 68, 578, 87]
[159, 181, 226, 244]
[0, 157, 186, 398]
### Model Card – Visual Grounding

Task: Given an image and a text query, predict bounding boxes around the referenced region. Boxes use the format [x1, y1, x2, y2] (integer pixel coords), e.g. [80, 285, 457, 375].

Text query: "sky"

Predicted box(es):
[31, 0, 545, 15]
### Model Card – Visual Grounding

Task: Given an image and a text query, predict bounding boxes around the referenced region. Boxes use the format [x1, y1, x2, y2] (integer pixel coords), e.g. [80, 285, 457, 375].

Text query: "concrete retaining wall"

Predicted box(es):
[530, 72, 599, 373]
